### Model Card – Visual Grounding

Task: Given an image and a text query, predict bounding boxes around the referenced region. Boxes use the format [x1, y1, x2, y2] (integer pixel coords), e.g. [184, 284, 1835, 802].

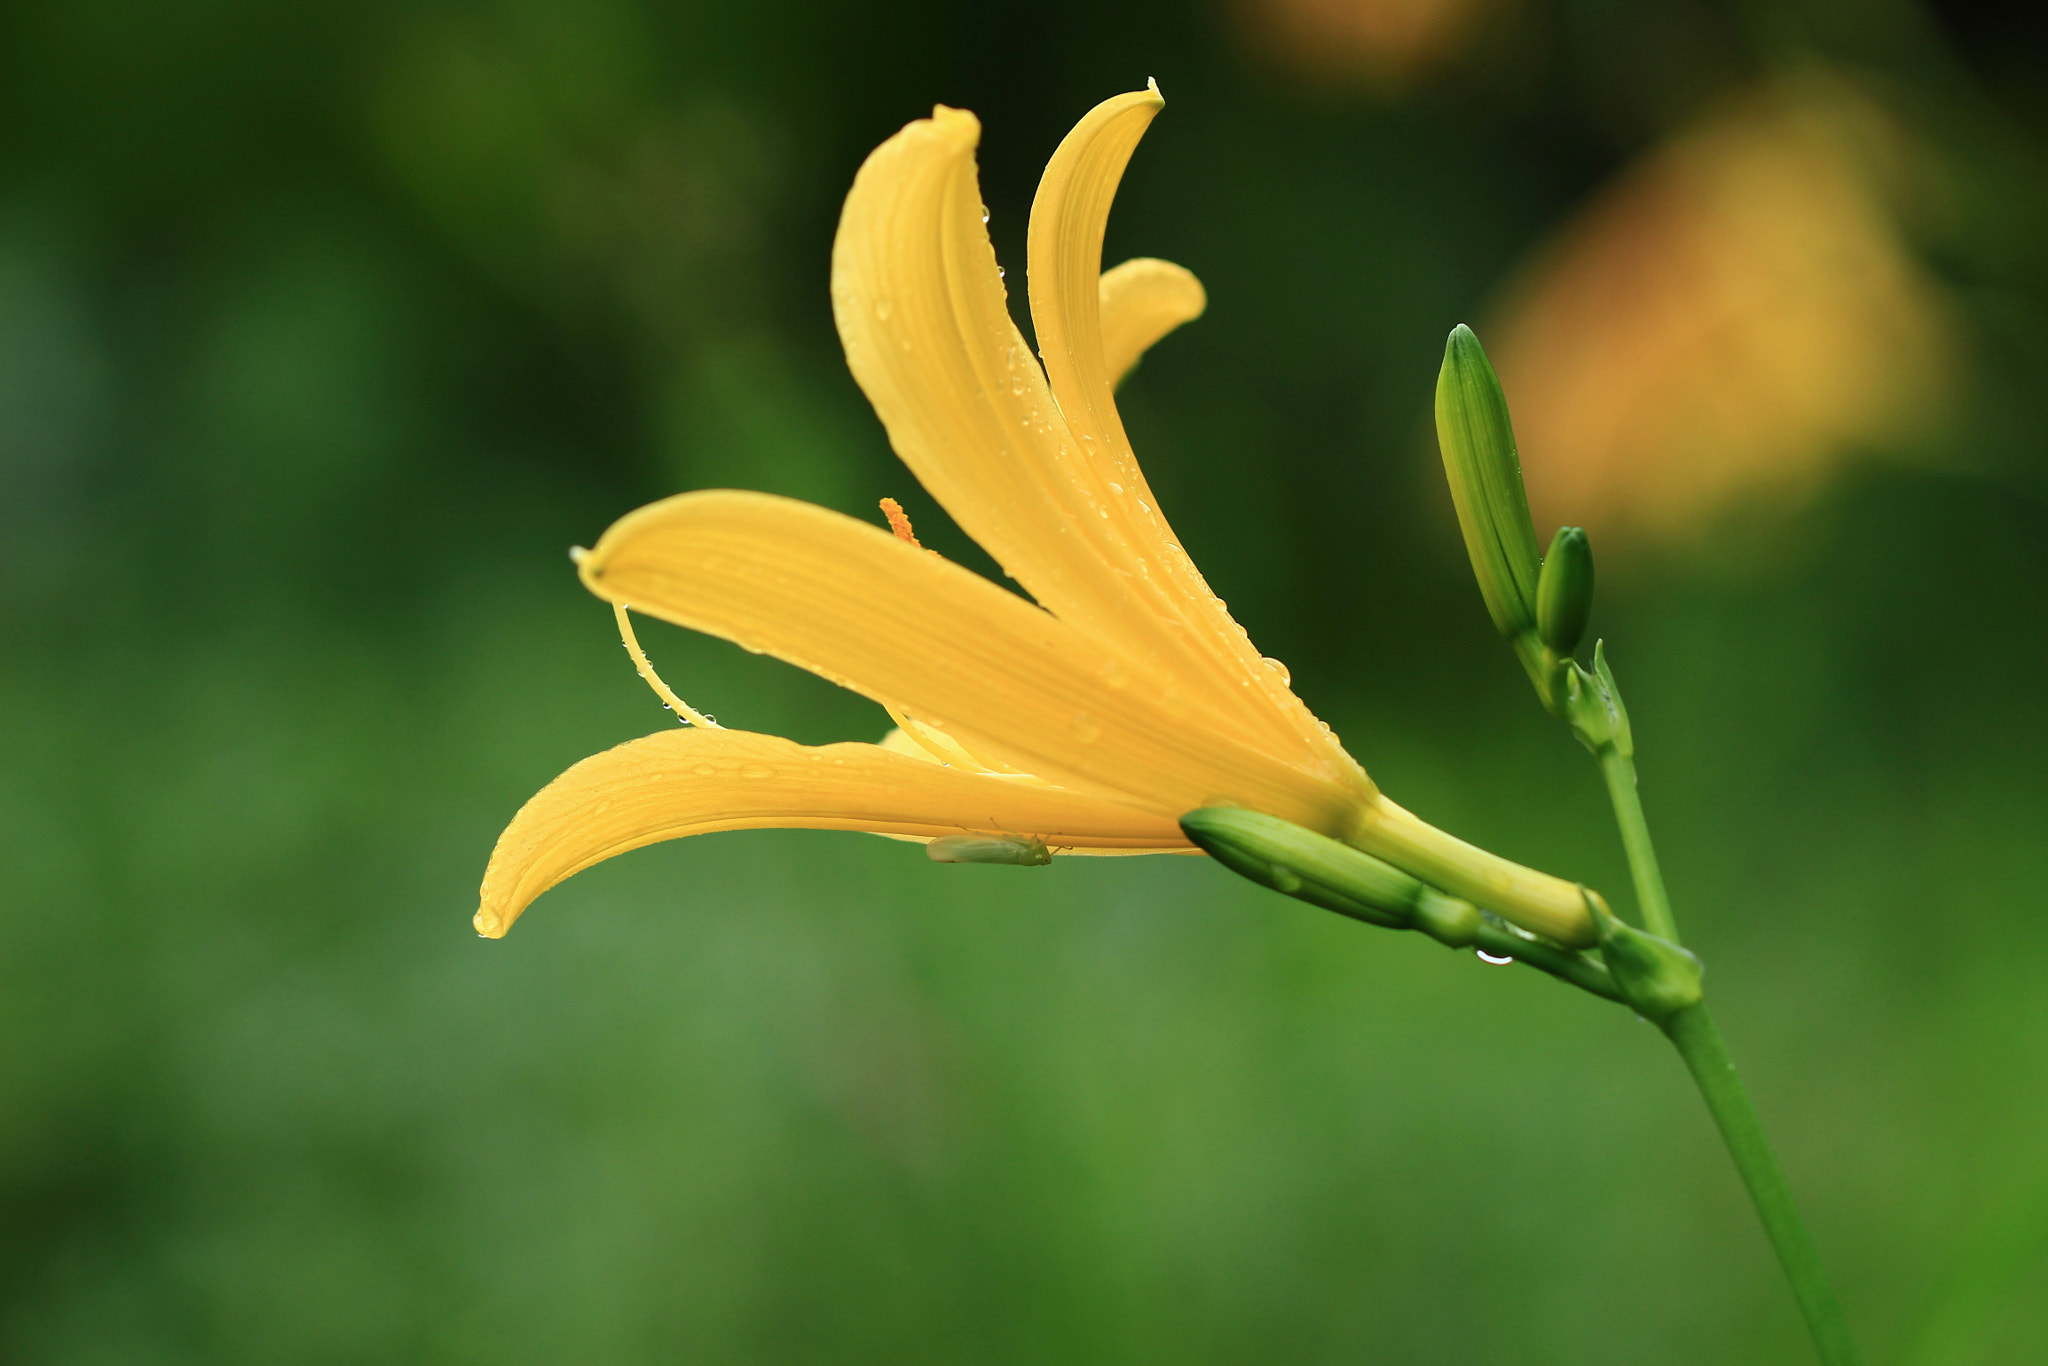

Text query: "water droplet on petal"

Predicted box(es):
[739, 764, 775, 780]
[1069, 711, 1101, 743]
[1270, 864, 1302, 894]
[874, 299, 892, 321]
[1098, 659, 1128, 687]
[1261, 656, 1291, 686]
[692, 764, 717, 777]
[1476, 949, 1515, 965]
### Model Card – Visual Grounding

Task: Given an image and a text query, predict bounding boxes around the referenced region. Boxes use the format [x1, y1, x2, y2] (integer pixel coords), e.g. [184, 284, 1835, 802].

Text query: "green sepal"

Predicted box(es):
[1586, 889, 1702, 1022]
[1434, 324, 1543, 643]
[1537, 526, 1595, 656]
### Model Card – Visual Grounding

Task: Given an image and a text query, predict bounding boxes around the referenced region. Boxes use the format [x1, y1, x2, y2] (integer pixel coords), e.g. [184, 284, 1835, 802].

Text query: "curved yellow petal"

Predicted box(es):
[827, 100, 1322, 766]
[1100, 257, 1208, 388]
[1025, 89, 1358, 776]
[1028, 88, 1166, 451]
[477, 728, 1190, 936]
[579, 489, 1375, 832]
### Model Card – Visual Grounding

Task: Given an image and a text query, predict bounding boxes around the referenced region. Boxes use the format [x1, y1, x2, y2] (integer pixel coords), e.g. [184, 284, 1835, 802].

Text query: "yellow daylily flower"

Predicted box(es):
[477, 84, 1598, 948]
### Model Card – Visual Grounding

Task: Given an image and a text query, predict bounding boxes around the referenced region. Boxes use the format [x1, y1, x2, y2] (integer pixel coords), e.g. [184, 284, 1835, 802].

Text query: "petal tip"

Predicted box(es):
[474, 906, 509, 939]
[925, 104, 982, 147]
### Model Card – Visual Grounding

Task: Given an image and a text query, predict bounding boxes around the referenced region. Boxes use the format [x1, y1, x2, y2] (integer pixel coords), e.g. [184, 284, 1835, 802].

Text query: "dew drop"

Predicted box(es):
[997, 266, 1005, 280]
[874, 299, 892, 321]
[739, 764, 775, 780]
[1270, 864, 1302, 894]
[1261, 656, 1291, 685]
[1107, 482, 1122, 494]
[1476, 949, 1515, 965]
[692, 764, 717, 777]
[981, 204, 990, 224]
[1069, 711, 1102, 743]
[1098, 658, 1129, 687]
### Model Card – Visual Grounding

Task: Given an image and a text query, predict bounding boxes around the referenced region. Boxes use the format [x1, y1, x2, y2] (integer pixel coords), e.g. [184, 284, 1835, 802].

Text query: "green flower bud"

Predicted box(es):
[1435, 324, 1542, 642]
[1561, 640, 1634, 758]
[1179, 806, 1455, 932]
[1537, 526, 1595, 656]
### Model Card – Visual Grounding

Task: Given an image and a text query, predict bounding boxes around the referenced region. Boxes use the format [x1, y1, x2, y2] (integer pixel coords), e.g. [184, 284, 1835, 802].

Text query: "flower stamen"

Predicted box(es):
[612, 602, 722, 729]
[879, 497, 924, 548]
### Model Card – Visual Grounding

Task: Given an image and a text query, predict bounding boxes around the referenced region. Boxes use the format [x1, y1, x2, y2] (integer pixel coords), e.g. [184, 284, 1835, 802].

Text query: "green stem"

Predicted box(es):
[1468, 920, 1621, 1003]
[1596, 746, 1679, 941]
[1588, 730, 1858, 1362]
[1662, 1006, 1862, 1366]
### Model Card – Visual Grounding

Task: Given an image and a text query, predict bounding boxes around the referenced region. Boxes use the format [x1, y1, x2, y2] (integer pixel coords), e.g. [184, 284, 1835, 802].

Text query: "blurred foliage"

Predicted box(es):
[3, 0, 2048, 1361]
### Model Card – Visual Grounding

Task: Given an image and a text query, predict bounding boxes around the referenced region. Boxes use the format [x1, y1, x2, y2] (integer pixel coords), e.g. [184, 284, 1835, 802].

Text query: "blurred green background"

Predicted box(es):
[4, 0, 2047, 1360]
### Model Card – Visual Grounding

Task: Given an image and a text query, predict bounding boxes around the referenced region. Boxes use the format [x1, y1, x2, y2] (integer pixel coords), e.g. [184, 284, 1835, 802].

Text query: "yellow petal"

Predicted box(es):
[1026, 87, 1357, 777]
[477, 728, 1190, 936]
[827, 100, 1324, 766]
[1099, 257, 1208, 388]
[579, 489, 1375, 831]
[1028, 88, 1166, 450]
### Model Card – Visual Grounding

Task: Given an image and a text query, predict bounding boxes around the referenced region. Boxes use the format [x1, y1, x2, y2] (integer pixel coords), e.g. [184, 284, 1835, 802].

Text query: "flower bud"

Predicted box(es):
[1435, 324, 1542, 642]
[1179, 806, 1432, 931]
[1536, 526, 1595, 655]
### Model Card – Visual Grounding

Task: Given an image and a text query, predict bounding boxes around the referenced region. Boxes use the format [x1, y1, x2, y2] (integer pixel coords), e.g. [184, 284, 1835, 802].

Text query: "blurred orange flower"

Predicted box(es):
[1237, 0, 1513, 88]
[1487, 72, 1958, 547]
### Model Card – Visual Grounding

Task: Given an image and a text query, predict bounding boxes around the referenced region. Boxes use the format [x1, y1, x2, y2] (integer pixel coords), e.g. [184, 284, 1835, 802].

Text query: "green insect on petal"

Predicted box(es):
[926, 834, 1053, 866]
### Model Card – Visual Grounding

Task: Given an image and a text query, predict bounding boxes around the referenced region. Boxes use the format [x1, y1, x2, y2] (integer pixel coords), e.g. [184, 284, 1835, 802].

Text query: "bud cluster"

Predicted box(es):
[1434, 325, 1616, 755]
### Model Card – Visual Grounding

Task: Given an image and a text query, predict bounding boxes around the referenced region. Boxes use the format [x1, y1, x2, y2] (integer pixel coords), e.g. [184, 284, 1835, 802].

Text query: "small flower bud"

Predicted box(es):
[1561, 641, 1634, 758]
[1179, 806, 1432, 931]
[1536, 526, 1595, 656]
[1435, 324, 1543, 642]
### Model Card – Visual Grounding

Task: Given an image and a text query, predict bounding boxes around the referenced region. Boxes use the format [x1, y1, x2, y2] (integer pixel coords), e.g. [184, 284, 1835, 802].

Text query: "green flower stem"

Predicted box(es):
[1596, 745, 1679, 942]
[1469, 920, 1622, 1003]
[1587, 716, 1858, 1364]
[1661, 1005, 1862, 1366]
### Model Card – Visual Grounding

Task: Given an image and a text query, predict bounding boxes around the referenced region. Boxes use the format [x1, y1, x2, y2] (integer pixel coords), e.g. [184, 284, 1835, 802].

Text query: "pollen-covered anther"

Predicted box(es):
[879, 497, 934, 553]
